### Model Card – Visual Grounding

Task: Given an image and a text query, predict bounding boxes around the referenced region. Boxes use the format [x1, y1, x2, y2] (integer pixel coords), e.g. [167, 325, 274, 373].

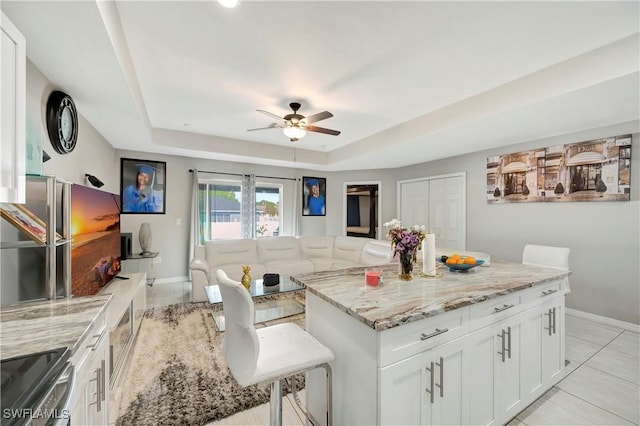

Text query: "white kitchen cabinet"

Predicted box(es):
[521, 291, 565, 402]
[466, 309, 525, 426]
[70, 307, 109, 426]
[379, 334, 467, 426]
[0, 11, 26, 204]
[306, 274, 568, 426]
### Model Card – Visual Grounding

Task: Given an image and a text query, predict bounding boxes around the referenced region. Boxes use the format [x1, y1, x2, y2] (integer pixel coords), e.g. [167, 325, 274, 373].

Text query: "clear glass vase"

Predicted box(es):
[399, 253, 413, 281]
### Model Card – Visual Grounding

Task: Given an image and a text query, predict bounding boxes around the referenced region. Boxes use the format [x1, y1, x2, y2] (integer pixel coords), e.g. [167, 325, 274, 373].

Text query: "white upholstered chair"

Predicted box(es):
[523, 244, 571, 290]
[215, 269, 335, 426]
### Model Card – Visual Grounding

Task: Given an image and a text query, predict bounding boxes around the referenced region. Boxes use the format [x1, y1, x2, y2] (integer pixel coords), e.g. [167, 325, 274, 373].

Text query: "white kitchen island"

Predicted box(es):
[291, 260, 570, 426]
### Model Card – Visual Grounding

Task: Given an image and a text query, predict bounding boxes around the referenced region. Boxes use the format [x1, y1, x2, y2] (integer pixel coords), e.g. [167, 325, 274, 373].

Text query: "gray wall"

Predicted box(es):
[387, 124, 639, 325]
[13, 59, 639, 324]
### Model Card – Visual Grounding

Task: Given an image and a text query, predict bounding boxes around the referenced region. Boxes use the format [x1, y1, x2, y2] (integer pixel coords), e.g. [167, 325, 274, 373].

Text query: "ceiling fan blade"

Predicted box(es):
[247, 122, 283, 131]
[257, 109, 285, 121]
[303, 111, 333, 124]
[305, 125, 341, 136]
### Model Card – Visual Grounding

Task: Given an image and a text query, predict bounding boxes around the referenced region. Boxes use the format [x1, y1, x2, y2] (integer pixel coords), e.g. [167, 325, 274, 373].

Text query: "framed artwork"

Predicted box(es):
[0, 203, 62, 244]
[487, 134, 632, 203]
[302, 176, 326, 216]
[120, 158, 166, 214]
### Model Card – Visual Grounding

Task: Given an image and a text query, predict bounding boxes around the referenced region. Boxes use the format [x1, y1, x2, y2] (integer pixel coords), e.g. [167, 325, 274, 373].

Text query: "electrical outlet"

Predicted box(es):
[153, 256, 161, 264]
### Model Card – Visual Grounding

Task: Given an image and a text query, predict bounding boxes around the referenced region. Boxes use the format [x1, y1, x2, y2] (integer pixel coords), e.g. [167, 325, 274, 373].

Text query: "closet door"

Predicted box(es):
[429, 175, 465, 250]
[399, 180, 429, 227]
[399, 174, 465, 250]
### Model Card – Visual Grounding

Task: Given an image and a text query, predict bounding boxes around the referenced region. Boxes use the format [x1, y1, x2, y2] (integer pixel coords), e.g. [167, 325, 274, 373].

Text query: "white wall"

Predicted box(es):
[18, 59, 639, 324]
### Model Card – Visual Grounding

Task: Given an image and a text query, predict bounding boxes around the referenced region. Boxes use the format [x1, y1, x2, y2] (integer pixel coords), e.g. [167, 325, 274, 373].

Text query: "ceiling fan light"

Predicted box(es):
[283, 127, 306, 140]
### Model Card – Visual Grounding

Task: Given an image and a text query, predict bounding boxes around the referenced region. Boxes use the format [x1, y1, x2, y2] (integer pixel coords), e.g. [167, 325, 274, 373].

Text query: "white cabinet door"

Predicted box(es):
[496, 315, 524, 422]
[465, 324, 498, 426]
[542, 299, 564, 387]
[466, 311, 525, 426]
[521, 295, 565, 401]
[379, 335, 468, 426]
[85, 330, 109, 425]
[429, 335, 467, 426]
[379, 352, 429, 425]
[0, 11, 26, 204]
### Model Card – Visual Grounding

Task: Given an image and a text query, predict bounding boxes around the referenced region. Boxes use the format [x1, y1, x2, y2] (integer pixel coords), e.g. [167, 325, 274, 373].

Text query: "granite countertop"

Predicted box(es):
[291, 260, 571, 331]
[0, 295, 111, 360]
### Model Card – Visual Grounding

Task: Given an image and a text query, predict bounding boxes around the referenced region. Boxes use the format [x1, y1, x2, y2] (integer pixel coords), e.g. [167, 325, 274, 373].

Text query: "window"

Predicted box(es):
[198, 179, 284, 241]
[255, 185, 282, 238]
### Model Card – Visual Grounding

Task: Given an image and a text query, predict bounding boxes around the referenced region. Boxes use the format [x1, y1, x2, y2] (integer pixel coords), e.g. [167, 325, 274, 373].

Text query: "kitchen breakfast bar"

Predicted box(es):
[291, 260, 571, 426]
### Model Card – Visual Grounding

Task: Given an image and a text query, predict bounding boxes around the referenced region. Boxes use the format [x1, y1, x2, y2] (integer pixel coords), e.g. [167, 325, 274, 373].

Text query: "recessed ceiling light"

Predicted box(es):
[217, 0, 238, 8]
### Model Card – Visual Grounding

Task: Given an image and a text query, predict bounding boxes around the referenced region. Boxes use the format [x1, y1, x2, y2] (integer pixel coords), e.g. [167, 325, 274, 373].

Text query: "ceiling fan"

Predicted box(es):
[248, 102, 341, 142]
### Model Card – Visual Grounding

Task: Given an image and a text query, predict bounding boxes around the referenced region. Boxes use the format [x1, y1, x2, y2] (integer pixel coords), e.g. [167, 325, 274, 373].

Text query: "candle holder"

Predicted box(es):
[365, 268, 383, 286]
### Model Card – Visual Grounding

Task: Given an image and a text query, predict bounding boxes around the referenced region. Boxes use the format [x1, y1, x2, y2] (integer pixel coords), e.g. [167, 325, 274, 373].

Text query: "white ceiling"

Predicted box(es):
[3, 1, 639, 171]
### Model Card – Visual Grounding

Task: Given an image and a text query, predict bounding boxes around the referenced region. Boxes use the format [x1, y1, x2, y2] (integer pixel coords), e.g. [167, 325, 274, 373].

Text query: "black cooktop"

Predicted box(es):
[1, 347, 70, 424]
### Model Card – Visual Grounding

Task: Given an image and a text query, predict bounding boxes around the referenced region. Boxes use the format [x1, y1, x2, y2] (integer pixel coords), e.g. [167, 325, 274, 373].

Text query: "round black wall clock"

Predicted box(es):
[46, 90, 78, 154]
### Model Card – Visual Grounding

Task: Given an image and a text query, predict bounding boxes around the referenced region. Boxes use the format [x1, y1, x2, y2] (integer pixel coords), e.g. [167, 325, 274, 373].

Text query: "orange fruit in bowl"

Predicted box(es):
[463, 256, 477, 265]
[446, 257, 458, 265]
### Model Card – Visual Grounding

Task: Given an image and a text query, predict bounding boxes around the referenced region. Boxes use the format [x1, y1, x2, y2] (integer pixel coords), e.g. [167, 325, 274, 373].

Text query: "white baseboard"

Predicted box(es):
[566, 308, 640, 333]
[153, 275, 189, 284]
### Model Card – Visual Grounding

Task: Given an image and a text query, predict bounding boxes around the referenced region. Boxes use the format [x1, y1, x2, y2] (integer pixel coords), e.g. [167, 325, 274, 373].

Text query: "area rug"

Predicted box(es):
[114, 293, 305, 426]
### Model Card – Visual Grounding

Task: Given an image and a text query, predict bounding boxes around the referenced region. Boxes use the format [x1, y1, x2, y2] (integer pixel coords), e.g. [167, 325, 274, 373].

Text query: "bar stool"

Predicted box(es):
[523, 244, 571, 289]
[215, 269, 334, 426]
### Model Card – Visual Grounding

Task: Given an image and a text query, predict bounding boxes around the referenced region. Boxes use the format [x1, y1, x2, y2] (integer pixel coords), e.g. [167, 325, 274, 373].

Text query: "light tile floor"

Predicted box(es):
[148, 282, 640, 425]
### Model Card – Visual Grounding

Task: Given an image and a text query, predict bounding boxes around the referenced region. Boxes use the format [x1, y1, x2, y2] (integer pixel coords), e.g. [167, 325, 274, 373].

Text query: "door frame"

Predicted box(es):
[342, 180, 382, 239]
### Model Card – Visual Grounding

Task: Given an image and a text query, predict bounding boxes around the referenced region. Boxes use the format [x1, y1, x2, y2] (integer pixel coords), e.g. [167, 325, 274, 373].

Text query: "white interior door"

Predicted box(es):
[430, 175, 465, 250]
[399, 180, 428, 227]
[399, 173, 466, 250]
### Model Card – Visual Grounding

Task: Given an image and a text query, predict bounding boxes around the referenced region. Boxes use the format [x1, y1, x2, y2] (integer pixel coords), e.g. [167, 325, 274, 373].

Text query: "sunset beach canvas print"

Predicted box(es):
[71, 184, 121, 296]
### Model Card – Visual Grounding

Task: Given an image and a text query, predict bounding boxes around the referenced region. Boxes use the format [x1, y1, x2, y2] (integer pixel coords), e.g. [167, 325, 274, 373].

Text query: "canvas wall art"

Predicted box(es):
[302, 176, 326, 216]
[487, 134, 632, 203]
[120, 158, 166, 214]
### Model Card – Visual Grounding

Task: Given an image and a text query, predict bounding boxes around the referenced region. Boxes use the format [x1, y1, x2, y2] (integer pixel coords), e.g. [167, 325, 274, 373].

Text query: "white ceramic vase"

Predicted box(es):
[139, 222, 152, 254]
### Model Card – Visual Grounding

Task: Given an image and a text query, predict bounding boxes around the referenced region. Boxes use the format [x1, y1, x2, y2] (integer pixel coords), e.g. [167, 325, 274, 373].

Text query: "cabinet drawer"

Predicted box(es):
[379, 308, 468, 367]
[521, 279, 565, 304]
[469, 293, 522, 330]
[70, 311, 107, 375]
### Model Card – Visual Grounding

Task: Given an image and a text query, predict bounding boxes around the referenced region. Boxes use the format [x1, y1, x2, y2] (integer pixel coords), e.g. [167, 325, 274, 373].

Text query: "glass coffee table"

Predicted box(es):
[204, 277, 305, 331]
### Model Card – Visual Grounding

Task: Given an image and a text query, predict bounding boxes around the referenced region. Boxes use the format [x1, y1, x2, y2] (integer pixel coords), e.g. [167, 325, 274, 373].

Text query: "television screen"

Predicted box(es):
[71, 184, 121, 296]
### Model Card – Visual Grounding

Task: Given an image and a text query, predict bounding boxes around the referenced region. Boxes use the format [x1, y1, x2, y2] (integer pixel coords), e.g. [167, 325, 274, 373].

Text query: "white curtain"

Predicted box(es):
[189, 169, 201, 280]
[241, 174, 256, 238]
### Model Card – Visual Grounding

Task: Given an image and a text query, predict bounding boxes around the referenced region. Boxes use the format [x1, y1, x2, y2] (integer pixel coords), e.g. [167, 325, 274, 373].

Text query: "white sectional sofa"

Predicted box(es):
[188, 236, 393, 302]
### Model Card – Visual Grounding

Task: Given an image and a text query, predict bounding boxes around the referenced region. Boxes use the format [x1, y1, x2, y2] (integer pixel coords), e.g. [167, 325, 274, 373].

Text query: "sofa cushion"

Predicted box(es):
[332, 236, 366, 264]
[206, 239, 259, 266]
[257, 237, 301, 263]
[298, 236, 335, 259]
[263, 260, 315, 277]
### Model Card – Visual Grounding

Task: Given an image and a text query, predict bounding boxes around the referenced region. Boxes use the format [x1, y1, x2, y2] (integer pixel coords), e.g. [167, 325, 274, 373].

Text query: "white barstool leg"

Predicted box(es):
[270, 379, 283, 426]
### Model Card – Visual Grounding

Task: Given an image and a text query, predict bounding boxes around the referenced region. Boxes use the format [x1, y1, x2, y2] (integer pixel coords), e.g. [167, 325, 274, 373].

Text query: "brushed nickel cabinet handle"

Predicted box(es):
[506, 326, 512, 359]
[435, 357, 444, 398]
[421, 328, 449, 341]
[544, 308, 553, 336]
[101, 359, 106, 402]
[497, 329, 506, 362]
[89, 366, 102, 412]
[425, 361, 435, 404]
[552, 307, 557, 335]
[493, 304, 514, 314]
[541, 289, 559, 297]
